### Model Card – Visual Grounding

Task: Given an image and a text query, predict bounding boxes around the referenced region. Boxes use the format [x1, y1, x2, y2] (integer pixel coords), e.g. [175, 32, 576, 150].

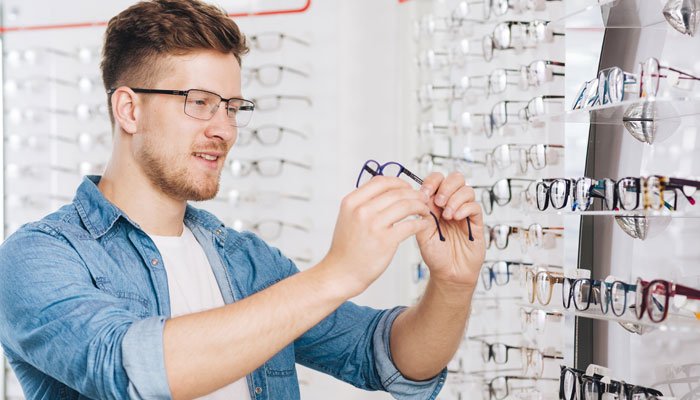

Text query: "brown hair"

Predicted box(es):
[101, 0, 248, 124]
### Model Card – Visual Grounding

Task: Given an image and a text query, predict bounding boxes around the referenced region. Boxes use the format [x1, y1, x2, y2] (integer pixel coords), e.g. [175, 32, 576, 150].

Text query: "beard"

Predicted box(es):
[135, 135, 226, 202]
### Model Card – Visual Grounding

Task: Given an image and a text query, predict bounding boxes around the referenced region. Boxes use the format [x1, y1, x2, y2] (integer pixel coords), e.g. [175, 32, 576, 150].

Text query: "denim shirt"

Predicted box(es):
[0, 176, 446, 400]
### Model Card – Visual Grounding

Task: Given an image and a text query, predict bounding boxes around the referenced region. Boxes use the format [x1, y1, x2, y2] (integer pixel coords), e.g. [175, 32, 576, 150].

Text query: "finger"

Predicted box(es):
[376, 199, 431, 228]
[433, 172, 466, 208]
[442, 185, 476, 220]
[389, 217, 434, 244]
[346, 176, 411, 208]
[419, 172, 445, 199]
[363, 187, 429, 214]
[453, 201, 484, 228]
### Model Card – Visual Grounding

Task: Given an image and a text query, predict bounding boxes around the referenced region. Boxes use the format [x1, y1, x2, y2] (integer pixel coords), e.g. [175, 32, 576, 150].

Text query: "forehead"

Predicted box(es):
[154, 50, 242, 98]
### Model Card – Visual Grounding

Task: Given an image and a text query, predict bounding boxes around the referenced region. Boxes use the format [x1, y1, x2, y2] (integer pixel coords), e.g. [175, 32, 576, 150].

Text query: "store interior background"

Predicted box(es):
[1, 0, 699, 399]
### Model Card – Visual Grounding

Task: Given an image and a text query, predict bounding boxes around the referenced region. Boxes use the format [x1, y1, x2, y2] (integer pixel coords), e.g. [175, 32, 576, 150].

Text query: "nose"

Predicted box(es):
[205, 100, 238, 144]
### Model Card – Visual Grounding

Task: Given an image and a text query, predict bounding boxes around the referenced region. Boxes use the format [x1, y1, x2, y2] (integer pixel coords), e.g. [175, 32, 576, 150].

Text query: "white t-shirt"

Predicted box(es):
[150, 226, 252, 400]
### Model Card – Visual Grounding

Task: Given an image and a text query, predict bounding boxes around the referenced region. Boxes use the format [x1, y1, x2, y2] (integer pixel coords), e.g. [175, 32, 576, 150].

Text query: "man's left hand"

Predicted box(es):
[416, 172, 486, 289]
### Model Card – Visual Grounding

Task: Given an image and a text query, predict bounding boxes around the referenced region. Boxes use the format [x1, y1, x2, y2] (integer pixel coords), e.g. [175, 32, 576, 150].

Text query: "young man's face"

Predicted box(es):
[132, 50, 241, 201]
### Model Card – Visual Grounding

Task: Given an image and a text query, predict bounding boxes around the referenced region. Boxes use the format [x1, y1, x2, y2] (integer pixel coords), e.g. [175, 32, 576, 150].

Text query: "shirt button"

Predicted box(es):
[151, 258, 159, 266]
[255, 387, 262, 395]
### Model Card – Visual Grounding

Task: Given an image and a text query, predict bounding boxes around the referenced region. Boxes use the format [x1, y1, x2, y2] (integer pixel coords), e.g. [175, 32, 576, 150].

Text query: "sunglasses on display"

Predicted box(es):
[356, 160, 476, 242]
[227, 158, 312, 177]
[242, 64, 309, 87]
[236, 124, 308, 146]
[560, 366, 664, 400]
[535, 176, 699, 212]
[248, 32, 310, 52]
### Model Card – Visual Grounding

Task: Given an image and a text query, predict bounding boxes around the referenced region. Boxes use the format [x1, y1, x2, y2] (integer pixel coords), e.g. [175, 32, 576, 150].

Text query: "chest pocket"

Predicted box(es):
[264, 344, 296, 377]
[93, 277, 151, 318]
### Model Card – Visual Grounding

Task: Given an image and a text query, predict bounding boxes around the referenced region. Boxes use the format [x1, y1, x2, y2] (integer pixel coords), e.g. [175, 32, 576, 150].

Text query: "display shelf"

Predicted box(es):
[562, 98, 700, 125]
[518, 302, 700, 334]
[523, 209, 700, 218]
[558, 0, 668, 29]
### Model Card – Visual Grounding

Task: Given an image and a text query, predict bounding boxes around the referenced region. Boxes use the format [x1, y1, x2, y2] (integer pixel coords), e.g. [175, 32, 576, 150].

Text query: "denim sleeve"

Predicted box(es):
[0, 226, 171, 399]
[262, 243, 447, 399]
[372, 307, 447, 399]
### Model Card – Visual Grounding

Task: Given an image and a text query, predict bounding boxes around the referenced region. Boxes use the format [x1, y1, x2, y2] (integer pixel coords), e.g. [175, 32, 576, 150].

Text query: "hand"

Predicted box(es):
[416, 172, 486, 288]
[321, 176, 434, 297]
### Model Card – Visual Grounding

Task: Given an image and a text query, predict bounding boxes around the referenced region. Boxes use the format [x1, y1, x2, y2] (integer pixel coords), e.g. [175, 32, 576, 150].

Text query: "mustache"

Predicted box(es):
[192, 142, 230, 153]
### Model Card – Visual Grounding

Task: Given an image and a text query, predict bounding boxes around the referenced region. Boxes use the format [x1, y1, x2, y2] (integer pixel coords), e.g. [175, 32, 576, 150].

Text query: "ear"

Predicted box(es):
[110, 87, 140, 134]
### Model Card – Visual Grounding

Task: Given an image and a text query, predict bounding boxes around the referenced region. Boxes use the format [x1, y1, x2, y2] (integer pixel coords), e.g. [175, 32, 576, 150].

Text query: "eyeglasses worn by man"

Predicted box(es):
[0, 1, 485, 399]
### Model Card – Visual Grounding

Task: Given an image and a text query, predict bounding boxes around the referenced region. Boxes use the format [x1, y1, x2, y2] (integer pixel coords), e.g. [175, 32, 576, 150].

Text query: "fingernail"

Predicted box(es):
[443, 207, 453, 219]
[435, 194, 447, 206]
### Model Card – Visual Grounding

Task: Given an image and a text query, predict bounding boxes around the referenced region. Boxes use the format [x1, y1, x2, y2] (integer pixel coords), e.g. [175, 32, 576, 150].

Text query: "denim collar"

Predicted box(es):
[74, 175, 225, 240]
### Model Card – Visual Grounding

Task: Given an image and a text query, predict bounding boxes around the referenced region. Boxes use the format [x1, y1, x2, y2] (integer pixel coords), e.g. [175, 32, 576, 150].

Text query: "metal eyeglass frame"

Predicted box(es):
[109, 87, 256, 127]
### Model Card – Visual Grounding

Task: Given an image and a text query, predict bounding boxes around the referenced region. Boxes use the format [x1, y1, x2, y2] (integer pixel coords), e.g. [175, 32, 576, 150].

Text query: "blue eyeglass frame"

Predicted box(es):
[356, 159, 475, 242]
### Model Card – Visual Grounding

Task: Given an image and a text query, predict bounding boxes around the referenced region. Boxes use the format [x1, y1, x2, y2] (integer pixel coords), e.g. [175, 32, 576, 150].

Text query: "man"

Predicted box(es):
[0, 1, 485, 399]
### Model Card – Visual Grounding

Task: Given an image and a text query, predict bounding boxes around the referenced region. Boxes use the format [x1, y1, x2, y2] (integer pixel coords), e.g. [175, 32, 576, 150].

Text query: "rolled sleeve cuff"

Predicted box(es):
[122, 316, 172, 399]
[372, 306, 447, 400]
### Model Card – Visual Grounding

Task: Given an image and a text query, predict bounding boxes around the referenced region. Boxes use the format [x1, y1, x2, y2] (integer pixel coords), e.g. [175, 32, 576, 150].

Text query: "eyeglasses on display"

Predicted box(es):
[417, 153, 482, 176]
[633, 278, 700, 323]
[108, 87, 255, 127]
[535, 176, 699, 212]
[251, 94, 312, 111]
[227, 158, 312, 177]
[466, 144, 563, 177]
[481, 260, 533, 290]
[525, 269, 564, 306]
[5, 75, 98, 94]
[520, 307, 562, 334]
[248, 32, 310, 52]
[483, 20, 564, 62]
[484, 375, 558, 400]
[356, 159, 476, 242]
[560, 366, 664, 400]
[236, 124, 308, 146]
[476, 178, 534, 214]
[5, 45, 100, 66]
[520, 59, 565, 89]
[484, 100, 528, 136]
[484, 224, 563, 250]
[242, 64, 309, 87]
[518, 95, 565, 126]
[213, 188, 311, 207]
[572, 57, 700, 110]
[231, 218, 310, 240]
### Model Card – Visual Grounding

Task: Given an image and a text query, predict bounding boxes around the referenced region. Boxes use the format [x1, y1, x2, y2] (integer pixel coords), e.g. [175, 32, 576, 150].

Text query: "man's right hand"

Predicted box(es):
[319, 176, 434, 297]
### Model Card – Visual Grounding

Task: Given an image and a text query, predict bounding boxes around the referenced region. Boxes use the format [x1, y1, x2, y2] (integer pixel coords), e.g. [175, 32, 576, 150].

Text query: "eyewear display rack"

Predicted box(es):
[404, 0, 700, 399]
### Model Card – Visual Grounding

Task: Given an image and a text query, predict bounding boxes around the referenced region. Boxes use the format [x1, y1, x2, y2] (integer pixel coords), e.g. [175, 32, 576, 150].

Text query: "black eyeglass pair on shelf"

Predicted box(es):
[560, 365, 663, 400]
[356, 160, 474, 242]
[535, 175, 699, 212]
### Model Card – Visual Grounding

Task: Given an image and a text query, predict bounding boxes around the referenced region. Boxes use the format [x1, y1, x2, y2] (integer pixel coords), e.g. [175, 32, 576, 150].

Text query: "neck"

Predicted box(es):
[98, 157, 187, 237]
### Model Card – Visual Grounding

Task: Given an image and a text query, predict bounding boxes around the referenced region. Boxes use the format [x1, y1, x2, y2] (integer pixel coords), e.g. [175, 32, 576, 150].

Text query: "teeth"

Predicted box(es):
[195, 153, 218, 161]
